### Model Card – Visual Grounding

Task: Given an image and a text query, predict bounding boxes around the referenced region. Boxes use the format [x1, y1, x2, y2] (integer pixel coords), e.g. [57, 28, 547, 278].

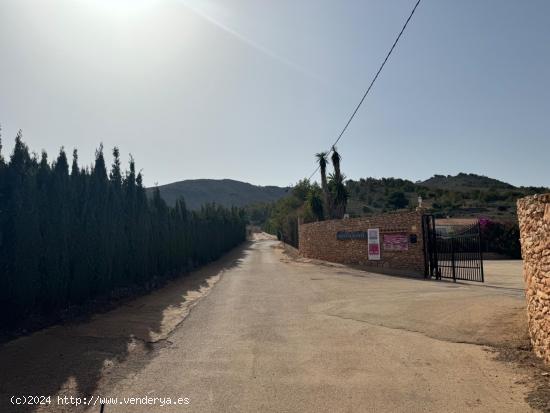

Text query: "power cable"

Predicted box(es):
[308, 0, 422, 181]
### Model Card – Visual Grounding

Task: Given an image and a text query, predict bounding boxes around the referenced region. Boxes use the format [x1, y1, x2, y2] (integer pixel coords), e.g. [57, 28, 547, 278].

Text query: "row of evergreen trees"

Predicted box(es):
[0, 132, 247, 326]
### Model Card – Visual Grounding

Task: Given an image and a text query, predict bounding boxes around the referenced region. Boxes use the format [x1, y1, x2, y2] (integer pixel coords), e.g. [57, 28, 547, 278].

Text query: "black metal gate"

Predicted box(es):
[422, 215, 484, 282]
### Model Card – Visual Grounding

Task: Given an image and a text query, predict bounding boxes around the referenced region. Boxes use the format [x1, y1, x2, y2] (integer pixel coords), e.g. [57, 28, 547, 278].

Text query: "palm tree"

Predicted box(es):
[331, 146, 342, 182]
[330, 147, 347, 218]
[315, 152, 330, 218]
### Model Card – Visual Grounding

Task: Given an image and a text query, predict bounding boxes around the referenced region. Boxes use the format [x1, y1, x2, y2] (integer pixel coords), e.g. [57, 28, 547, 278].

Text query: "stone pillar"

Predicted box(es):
[517, 193, 550, 365]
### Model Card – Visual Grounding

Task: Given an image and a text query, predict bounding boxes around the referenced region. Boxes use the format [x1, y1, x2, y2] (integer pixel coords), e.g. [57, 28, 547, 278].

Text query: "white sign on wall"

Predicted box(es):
[368, 228, 381, 260]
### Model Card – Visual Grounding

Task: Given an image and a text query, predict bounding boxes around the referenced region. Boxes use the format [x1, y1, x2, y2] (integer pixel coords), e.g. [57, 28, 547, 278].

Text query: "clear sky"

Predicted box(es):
[1, 0, 549, 188]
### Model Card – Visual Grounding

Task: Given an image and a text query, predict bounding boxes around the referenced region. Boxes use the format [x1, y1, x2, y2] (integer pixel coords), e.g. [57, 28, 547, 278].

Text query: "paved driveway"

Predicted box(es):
[0, 239, 537, 412]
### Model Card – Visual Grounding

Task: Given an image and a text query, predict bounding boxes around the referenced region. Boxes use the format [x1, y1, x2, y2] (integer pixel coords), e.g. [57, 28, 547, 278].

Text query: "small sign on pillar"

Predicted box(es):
[368, 228, 381, 260]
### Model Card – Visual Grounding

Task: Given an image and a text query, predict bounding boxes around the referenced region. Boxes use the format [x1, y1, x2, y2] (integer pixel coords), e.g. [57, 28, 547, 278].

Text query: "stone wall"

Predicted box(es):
[299, 211, 425, 275]
[517, 194, 550, 365]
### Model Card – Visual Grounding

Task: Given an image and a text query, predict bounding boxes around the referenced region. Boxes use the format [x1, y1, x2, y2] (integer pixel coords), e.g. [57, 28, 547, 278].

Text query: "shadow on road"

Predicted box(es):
[0, 242, 251, 413]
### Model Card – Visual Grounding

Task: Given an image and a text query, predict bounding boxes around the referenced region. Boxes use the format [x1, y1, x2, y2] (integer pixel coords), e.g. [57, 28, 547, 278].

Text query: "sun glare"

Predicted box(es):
[83, 0, 162, 16]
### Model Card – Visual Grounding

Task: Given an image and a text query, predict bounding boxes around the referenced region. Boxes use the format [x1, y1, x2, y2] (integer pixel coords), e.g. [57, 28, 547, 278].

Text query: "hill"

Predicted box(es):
[147, 179, 288, 210]
[345, 173, 547, 220]
[421, 173, 515, 191]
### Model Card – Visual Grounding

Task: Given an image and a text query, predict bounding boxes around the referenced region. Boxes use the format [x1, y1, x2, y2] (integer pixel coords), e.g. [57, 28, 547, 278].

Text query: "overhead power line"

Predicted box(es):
[308, 0, 422, 181]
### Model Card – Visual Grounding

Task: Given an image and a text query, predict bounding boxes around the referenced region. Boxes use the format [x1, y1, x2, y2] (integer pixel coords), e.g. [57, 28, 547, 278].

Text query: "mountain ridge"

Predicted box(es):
[148, 174, 547, 215]
[147, 178, 289, 210]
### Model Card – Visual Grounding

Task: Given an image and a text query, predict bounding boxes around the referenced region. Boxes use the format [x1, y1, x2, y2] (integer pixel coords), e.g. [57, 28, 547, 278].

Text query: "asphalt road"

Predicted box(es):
[1, 237, 538, 413]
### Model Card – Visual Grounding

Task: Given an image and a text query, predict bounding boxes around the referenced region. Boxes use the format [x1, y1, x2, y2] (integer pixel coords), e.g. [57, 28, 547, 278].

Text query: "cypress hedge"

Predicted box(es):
[0, 133, 247, 326]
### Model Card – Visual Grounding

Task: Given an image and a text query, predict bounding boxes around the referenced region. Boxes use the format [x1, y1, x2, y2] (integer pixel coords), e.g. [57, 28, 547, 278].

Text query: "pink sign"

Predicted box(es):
[383, 233, 409, 251]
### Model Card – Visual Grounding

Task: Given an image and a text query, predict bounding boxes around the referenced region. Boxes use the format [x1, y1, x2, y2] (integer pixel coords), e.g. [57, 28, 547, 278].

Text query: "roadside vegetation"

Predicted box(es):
[0, 132, 247, 328]
[250, 147, 349, 248]
[246, 154, 547, 257]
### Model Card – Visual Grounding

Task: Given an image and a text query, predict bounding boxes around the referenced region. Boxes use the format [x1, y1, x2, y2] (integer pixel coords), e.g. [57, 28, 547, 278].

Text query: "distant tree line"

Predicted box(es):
[0, 132, 246, 326]
[345, 175, 547, 217]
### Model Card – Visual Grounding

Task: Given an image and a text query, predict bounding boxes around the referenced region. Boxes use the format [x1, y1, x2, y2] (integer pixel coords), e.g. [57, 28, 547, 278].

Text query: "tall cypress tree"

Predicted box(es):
[0, 129, 6, 314]
[47, 148, 70, 309]
[134, 171, 150, 284]
[109, 147, 124, 287]
[5, 133, 41, 321]
[68, 148, 88, 303]
[36, 151, 51, 310]
[88, 145, 110, 295]
[70, 149, 79, 177]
